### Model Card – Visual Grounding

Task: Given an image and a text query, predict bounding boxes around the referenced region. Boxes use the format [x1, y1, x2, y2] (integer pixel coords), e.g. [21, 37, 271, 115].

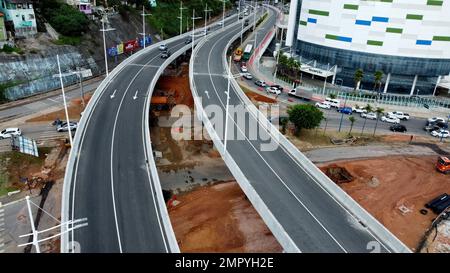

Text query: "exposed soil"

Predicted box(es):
[168, 181, 283, 253]
[26, 95, 92, 123]
[245, 90, 277, 103]
[155, 67, 193, 109]
[319, 155, 450, 251]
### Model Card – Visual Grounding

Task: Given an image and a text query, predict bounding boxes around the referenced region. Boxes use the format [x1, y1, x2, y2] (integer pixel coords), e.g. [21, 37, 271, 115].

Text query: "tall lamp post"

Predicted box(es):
[100, 13, 115, 77]
[140, 6, 152, 49]
[56, 55, 73, 147]
[204, 4, 212, 36]
[178, 1, 187, 36]
[191, 10, 202, 52]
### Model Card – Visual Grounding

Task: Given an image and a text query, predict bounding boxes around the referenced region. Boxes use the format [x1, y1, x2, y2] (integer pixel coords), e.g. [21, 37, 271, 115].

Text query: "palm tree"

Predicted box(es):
[372, 107, 384, 136]
[328, 93, 337, 100]
[374, 71, 384, 92]
[354, 69, 364, 90]
[360, 104, 373, 136]
[348, 116, 356, 135]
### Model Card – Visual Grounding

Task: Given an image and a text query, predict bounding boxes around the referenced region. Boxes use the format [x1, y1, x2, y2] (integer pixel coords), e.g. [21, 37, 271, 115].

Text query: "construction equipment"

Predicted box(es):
[233, 47, 243, 62]
[436, 156, 450, 174]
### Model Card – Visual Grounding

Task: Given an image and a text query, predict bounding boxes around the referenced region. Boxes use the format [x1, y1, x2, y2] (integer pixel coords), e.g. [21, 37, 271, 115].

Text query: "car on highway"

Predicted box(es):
[242, 73, 253, 80]
[361, 112, 377, 120]
[255, 80, 266, 87]
[158, 44, 168, 51]
[0, 128, 21, 139]
[216, 21, 224, 26]
[431, 129, 450, 138]
[387, 111, 410, 120]
[428, 117, 446, 123]
[266, 86, 281, 95]
[381, 115, 400, 124]
[184, 37, 192, 44]
[240, 65, 248, 73]
[315, 101, 331, 109]
[352, 105, 367, 114]
[424, 121, 448, 132]
[337, 107, 352, 115]
[161, 50, 171, 58]
[390, 124, 407, 133]
[57, 122, 78, 132]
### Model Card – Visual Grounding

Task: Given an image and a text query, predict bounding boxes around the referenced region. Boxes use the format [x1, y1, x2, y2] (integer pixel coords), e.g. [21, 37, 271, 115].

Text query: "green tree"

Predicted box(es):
[40, 0, 89, 36]
[354, 69, 364, 90]
[374, 70, 384, 92]
[328, 93, 337, 100]
[287, 104, 324, 136]
[360, 104, 373, 136]
[348, 116, 356, 135]
[372, 107, 384, 136]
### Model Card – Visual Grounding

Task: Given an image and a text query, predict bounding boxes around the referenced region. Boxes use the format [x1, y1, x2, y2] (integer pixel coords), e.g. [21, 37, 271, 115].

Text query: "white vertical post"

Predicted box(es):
[57, 55, 73, 147]
[222, 0, 226, 29]
[25, 196, 40, 253]
[204, 4, 211, 36]
[178, 1, 186, 36]
[383, 72, 391, 93]
[332, 65, 337, 85]
[191, 10, 201, 53]
[410, 74, 418, 96]
[224, 56, 232, 153]
[101, 17, 109, 77]
[433, 75, 442, 96]
[142, 6, 146, 48]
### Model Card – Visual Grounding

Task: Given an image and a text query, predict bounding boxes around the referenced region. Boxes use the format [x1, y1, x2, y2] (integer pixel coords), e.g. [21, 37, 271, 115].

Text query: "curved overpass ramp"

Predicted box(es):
[190, 6, 411, 253]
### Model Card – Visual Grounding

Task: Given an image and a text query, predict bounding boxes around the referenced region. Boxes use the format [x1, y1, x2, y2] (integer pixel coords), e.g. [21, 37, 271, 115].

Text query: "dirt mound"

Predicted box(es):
[245, 90, 277, 103]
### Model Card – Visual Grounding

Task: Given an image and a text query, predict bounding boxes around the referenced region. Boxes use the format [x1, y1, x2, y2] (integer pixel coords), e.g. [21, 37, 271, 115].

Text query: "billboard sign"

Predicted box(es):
[139, 36, 152, 47]
[124, 40, 139, 52]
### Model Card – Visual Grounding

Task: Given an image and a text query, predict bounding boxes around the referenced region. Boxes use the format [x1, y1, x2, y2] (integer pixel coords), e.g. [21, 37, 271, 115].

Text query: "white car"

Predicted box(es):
[57, 122, 78, 132]
[388, 111, 410, 120]
[216, 21, 224, 26]
[361, 112, 377, 120]
[352, 106, 367, 114]
[381, 115, 400, 124]
[240, 66, 248, 73]
[242, 73, 252, 80]
[431, 129, 450, 138]
[428, 117, 446, 123]
[315, 101, 331, 109]
[266, 86, 281, 95]
[158, 44, 168, 51]
[0, 128, 22, 139]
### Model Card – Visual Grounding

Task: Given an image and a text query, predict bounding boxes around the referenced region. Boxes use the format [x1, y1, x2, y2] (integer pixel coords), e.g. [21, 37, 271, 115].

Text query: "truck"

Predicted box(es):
[436, 156, 450, 174]
[233, 48, 243, 62]
[288, 87, 314, 101]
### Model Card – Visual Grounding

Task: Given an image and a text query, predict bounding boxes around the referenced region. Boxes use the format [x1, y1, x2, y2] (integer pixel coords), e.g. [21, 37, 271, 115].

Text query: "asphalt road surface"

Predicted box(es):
[192, 6, 399, 252]
[67, 14, 241, 253]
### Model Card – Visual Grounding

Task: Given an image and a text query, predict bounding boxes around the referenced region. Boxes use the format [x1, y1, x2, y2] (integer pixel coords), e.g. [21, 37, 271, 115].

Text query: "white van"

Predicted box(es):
[325, 97, 341, 108]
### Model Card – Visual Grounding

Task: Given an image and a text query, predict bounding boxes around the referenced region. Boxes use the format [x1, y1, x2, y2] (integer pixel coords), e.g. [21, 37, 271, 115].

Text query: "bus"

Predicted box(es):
[242, 44, 253, 61]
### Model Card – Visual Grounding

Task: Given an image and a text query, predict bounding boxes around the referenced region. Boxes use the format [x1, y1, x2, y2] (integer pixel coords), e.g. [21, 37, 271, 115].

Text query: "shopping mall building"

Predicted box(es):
[285, 0, 450, 95]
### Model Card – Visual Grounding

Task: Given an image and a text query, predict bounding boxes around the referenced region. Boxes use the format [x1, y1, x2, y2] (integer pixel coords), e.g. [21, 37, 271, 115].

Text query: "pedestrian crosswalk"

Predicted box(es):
[0, 205, 5, 253]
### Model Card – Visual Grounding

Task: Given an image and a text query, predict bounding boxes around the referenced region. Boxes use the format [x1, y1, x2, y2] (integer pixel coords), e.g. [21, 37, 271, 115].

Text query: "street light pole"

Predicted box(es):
[178, 1, 187, 36]
[222, 0, 226, 29]
[100, 13, 115, 77]
[204, 4, 212, 36]
[191, 10, 201, 53]
[224, 55, 232, 153]
[140, 5, 152, 49]
[57, 55, 73, 147]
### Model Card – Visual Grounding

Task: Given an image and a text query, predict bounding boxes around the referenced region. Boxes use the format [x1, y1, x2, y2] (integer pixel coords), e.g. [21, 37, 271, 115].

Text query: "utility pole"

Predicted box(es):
[191, 10, 202, 53]
[204, 4, 212, 36]
[224, 56, 232, 153]
[77, 68, 85, 108]
[57, 55, 73, 147]
[140, 5, 152, 49]
[222, 0, 226, 29]
[178, 1, 187, 35]
[100, 13, 115, 77]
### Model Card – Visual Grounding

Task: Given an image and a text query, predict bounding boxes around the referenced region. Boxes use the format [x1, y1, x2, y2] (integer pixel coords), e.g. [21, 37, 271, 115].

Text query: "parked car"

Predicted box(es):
[242, 73, 253, 80]
[361, 112, 377, 120]
[431, 129, 450, 138]
[158, 44, 168, 51]
[270, 84, 283, 91]
[57, 122, 78, 132]
[381, 115, 400, 124]
[315, 101, 331, 109]
[266, 86, 281, 95]
[337, 107, 353, 115]
[387, 111, 410, 120]
[240, 65, 248, 73]
[0, 128, 21, 139]
[428, 117, 446, 123]
[254, 80, 266, 87]
[352, 106, 367, 114]
[390, 124, 407, 133]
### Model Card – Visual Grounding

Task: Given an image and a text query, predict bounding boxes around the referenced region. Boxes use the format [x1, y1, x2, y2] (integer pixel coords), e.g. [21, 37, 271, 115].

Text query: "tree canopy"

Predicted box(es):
[287, 104, 323, 135]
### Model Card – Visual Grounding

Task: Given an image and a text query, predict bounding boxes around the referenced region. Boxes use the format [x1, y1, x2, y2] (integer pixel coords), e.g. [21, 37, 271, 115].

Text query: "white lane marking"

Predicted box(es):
[110, 89, 117, 99]
[204, 91, 210, 99]
[133, 90, 139, 100]
[202, 22, 348, 252]
[47, 98, 59, 103]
